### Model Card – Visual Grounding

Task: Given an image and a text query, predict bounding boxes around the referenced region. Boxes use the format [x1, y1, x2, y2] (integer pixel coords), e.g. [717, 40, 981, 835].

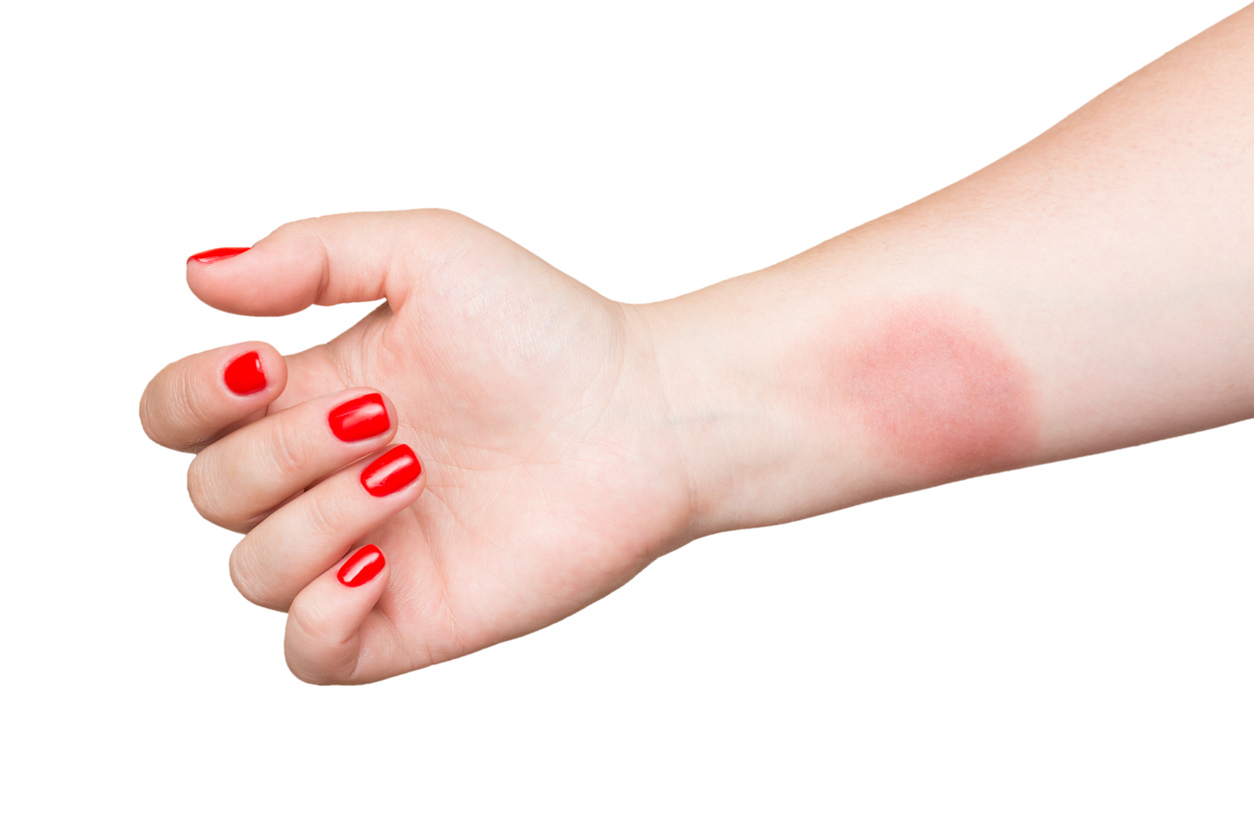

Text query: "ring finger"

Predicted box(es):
[187, 388, 398, 532]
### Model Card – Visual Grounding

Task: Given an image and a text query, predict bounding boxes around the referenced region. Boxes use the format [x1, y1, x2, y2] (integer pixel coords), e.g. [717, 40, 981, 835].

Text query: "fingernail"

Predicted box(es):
[224, 351, 266, 395]
[338, 545, 385, 587]
[188, 246, 250, 264]
[329, 393, 390, 442]
[361, 445, 421, 497]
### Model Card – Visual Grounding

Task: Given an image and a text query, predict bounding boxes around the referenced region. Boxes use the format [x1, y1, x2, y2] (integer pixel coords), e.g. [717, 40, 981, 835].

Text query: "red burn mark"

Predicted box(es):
[841, 297, 1038, 483]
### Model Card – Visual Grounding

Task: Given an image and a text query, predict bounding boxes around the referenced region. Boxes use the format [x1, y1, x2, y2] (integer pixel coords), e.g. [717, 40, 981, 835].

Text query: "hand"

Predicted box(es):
[141, 210, 694, 683]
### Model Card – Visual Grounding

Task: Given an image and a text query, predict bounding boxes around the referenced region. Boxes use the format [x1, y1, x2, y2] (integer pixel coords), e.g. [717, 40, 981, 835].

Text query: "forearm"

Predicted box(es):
[635, 5, 1254, 536]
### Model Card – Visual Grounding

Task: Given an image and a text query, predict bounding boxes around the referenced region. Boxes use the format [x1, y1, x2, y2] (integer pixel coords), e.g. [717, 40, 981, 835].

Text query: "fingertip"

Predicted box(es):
[337, 544, 388, 588]
[187, 226, 324, 316]
[327, 390, 399, 445]
[220, 342, 288, 402]
[188, 246, 251, 264]
[186, 243, 261, 313]
[360, 443, 425, 500]
[140, 341, 290, 452]
[378, 391, 400, 433]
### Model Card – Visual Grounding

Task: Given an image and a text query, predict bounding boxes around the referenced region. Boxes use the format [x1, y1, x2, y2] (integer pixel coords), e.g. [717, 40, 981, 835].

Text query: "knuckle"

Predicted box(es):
[186, 456, 224, 523]
[187, 452, 258, 534]
[264, 417, 312, 481]
[301, 489, 350, 541]
[416, 207, 475, 242]
[415, 207, 462, 225]
[286, 662, 328, 685]
[273, 217, 317, 240]
[171, 363, 211, 436]
[285, 656, 341, 686]
[274, 217, 328, 261]
[285, 608, 354, 685]
[288, 604, 333, 650]
[229, 541, 279, 610]
[141, 361, 208, 449]
[137, 376, 164, 444]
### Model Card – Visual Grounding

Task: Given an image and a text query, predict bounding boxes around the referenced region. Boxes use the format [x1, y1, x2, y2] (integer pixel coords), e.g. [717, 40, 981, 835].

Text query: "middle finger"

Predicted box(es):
[187, 389, 397, 531]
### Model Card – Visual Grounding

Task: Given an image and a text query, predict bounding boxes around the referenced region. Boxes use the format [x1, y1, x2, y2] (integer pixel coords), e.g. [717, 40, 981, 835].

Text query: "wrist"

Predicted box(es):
[624, 238, 1039, 539]
[625, 267, 858, 538]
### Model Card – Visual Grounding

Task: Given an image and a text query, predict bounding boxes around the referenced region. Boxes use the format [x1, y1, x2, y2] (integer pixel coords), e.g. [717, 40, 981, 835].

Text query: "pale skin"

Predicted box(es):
[141, 7, 1254, 684]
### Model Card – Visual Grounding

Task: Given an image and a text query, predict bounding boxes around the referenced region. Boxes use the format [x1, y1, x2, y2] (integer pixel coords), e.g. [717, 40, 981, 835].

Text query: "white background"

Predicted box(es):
[2, 1, 1251, 832]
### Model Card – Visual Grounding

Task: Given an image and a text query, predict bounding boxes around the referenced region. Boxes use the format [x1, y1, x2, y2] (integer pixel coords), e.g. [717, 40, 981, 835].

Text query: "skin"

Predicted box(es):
[142, 6, 1254, 684]
[834, 295, 1038, 483]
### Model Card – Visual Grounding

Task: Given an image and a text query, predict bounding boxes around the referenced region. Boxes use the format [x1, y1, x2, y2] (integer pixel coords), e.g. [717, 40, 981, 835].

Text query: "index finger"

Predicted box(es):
[139, 341, 288, 452]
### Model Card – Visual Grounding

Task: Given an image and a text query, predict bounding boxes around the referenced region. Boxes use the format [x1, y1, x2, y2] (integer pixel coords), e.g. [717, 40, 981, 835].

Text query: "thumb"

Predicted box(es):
[185, 209, 470, 316]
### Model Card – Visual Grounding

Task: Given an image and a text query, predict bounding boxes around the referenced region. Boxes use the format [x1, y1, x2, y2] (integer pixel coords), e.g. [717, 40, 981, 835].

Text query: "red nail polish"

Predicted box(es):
[188, 246, 250, 264]
[338, 545, 385, 587]
[224, 351, 266, 395]
[329, 393, 390, 442]
[361, 445, 421, 497]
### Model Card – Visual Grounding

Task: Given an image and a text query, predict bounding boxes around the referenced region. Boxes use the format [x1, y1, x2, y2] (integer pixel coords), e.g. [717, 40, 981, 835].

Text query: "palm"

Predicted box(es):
[272, 222, 689, 668]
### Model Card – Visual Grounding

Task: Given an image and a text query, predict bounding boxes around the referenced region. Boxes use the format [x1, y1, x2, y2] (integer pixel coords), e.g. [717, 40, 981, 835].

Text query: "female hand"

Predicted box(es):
[142, 8, 1254, 686]
[141, 210, 693, 684]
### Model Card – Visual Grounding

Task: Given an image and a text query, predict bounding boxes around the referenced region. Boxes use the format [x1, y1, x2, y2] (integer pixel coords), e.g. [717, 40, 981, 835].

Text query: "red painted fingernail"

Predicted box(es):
[338, 545, 385, 587]
[188, 246, 250, 264]
[329, 393, 390, 442]
[361, 445, 421, 497]
[224, 351, 266, 395]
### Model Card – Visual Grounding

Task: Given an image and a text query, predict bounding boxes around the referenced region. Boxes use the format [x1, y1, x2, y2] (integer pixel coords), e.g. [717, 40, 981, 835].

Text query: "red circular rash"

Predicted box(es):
[841, 297, 1038, 483]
